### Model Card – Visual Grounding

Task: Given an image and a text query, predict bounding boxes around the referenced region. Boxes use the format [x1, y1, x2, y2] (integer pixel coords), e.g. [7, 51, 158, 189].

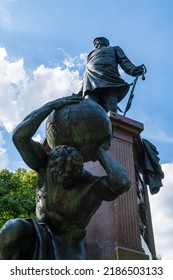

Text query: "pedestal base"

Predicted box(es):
[85, 113, 151, 260]
[115, 246, 149, 260]
[87, 242, 149, 260]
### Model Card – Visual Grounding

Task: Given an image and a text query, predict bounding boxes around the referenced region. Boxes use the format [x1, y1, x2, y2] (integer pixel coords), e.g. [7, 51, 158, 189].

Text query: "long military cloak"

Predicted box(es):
[82, 46, 137, 103]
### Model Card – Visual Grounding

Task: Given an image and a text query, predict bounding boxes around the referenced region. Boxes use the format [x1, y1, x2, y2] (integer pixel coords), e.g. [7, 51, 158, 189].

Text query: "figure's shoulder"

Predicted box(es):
[113, 45, 122, 52]
[109, 46, 122, 56]
[87, 49, 96, 61]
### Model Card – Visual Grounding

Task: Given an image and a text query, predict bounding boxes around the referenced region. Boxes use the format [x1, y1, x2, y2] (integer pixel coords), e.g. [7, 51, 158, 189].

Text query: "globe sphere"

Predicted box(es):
[46, 99, 112, 162]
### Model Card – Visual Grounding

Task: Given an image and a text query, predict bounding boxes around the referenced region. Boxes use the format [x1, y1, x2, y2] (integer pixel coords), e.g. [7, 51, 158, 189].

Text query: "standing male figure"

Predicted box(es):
[0, 95, 131, 260]
[80, 37, 145, 112]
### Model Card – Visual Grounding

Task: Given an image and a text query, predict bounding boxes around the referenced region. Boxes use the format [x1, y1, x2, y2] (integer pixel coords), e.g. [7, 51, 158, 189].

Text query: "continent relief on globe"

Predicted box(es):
[45, 99, 112, 162]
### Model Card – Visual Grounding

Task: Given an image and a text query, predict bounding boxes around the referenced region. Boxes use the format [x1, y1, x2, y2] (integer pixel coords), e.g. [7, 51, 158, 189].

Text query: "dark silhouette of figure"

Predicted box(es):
[0, 96, 131, 260]
[80, 37, 144, 112]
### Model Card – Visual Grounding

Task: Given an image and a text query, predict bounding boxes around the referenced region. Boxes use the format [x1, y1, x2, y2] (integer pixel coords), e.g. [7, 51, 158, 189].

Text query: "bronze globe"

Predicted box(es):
[46, 99, 112, 162]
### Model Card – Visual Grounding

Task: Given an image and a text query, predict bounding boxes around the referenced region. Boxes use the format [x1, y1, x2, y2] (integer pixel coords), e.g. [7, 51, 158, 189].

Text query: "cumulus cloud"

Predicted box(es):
[0, 47, 84, 133]
[149, 162, 173, 259]
[61, 49, 87, 69]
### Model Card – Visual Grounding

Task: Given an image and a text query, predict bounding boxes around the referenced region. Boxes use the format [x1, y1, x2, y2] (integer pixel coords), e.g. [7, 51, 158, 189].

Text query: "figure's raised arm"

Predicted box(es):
[12, 95, 83, 171]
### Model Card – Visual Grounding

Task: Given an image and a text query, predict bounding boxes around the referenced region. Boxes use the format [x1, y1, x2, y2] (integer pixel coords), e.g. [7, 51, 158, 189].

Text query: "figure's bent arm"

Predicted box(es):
[12, 101, 57, 171]
[13, 96, 83, 171]
[97, 145, 131, 199]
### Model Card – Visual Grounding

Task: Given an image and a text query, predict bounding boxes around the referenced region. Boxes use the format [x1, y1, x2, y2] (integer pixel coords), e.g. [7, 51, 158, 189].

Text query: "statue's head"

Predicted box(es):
[93, 37, 110, 49]
[48, 145, 83, 186]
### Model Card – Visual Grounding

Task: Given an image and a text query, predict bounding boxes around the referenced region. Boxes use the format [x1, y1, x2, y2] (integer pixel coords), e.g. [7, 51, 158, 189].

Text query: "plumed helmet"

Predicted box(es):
[93, 37, 110, 48]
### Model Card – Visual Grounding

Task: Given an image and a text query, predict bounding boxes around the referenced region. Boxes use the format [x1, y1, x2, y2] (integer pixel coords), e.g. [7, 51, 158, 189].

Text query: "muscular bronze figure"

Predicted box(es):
[0, 95, 131, 260]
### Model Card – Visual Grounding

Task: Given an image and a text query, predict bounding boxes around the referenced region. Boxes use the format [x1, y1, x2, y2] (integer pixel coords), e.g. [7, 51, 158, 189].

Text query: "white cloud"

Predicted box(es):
[0, 47, 83, 133]
[63, 52, 87, 69]
[32, 133, 42, 143]
[0, 47, 7, 60]
[149, 162, 173, 259]
[57, 49, 87, 70]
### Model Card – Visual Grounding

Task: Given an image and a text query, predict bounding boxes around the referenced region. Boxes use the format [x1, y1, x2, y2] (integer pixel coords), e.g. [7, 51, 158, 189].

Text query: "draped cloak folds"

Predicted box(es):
[26, 218, 86, 260]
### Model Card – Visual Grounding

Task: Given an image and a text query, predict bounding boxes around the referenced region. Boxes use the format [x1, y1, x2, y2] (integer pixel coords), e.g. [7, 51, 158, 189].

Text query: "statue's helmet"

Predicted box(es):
[93, 37, 110, 48]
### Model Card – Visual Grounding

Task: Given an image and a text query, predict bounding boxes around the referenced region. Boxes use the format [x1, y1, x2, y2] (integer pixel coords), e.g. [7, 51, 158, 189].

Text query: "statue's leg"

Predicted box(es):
[101, 88, 118, 113]
[0, 218, 35, 260]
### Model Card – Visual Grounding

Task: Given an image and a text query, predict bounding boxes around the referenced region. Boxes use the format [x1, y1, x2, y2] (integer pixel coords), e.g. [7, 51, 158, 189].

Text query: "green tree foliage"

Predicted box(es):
[0, 168, 37, 228]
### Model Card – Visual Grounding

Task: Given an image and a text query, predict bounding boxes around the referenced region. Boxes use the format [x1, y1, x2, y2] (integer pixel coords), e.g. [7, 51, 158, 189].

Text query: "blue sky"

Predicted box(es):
[0, 0, 173, 260]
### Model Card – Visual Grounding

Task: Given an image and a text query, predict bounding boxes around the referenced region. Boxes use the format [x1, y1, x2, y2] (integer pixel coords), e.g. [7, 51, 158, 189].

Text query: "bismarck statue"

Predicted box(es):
[0, 95, 131, 260]
[79, 36, 145, 113]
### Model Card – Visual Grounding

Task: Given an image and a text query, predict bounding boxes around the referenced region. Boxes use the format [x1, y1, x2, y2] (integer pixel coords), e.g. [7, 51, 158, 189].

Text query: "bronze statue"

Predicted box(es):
[80, 37, 145, 112]
[0, 95, 131, 260]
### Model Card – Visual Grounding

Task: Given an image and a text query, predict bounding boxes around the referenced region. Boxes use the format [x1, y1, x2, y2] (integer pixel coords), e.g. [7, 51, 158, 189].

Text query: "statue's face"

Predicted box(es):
[94, 38, 101, 49]
[48, 146, 83, 186]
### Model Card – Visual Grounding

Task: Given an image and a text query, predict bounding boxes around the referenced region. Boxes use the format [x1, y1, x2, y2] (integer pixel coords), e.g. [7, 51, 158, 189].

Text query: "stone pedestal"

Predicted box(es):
[85, 112, 149, 260]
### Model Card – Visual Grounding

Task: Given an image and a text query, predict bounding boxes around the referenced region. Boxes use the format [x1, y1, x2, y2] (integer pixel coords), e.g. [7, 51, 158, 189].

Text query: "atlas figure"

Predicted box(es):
[0, 96, 131, 260]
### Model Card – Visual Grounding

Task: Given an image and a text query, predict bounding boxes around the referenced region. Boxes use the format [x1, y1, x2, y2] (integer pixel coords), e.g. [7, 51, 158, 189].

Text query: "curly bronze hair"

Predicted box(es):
[48, 145, 83, 185]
